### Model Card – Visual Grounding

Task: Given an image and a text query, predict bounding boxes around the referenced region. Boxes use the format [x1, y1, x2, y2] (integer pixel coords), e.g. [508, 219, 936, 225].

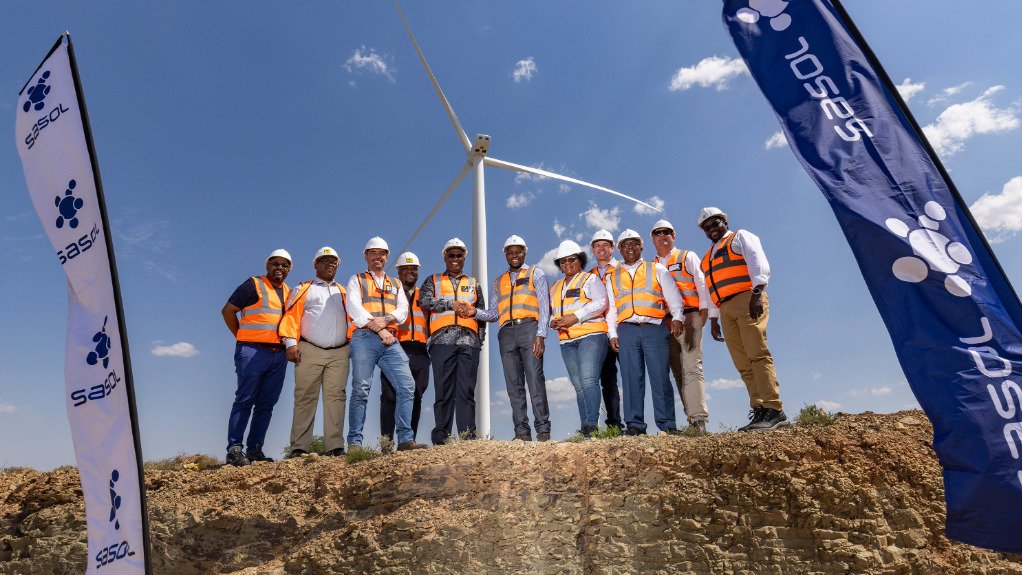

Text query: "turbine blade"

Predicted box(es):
[388, 162, 474, 270]
[483, 156, 661, 212]
[393, 0, 472, 153]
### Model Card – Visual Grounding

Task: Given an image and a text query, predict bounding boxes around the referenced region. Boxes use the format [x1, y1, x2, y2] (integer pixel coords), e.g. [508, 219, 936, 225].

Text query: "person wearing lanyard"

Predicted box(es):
[650, 219, 711, 433]
[278, 247, 351, 459]
[549, 240, 609, 439]
[606, 230, 685, 436]
[419, 238, 487, 445]
[698, 207, 788, 431]
[589, 229, 624, 430]
[345, 237, 427, 451]
[379, 252, 431, 444]
[473, 235, 551, 442]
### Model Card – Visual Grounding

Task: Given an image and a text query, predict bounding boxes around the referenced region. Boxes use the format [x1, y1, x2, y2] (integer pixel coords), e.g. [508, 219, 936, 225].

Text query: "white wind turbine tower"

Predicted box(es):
[391, 0, 660, 439]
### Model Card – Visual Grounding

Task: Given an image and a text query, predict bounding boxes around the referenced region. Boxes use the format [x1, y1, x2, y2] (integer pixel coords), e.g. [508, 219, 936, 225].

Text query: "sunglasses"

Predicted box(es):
[559, 256, 579, 264]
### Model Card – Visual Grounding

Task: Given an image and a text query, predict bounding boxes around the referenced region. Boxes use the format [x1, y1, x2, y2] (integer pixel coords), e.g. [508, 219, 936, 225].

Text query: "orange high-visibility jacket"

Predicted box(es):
[236, 275, 290, 344]
[655, 248, 700, 309]
[430, 273, 479, 334]
[398, 287, 429, 344]
[590, 262, 617, 282]
[497, 267, 540, 325]
[609, 262, 667, 322]
[278, 280, 354, 343]
[357, 272, 402, 334]
[701, 233, 753, 306]
[550, 272, 608, 341]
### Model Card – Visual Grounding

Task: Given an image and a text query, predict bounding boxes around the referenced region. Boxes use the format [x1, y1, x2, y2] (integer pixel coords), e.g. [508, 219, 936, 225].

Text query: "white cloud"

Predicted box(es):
[850, 386, 893, 397]
[537, 246, 560, 277]
[0, 400, 21, 414]
[927, 81, 972, 106]
[343, 46, 395, 82]
[709, 377, 744, 390]
[506, 192, 535, 209]
[970, 176, 1022, 243]
[514, 166, 548, 185]
[151, 342, 199, 358]
[558, 183, 571, 193]
[633, 196, 665, 216]
[764, 131, 787, 150]
[513, 57, 537, 83]
[544, 377, 577, 404]
[922, 86, 1019, 157]
[581, 202, 621, 232]
[816, 400, 842, 412]
[896, 78, 925, 102]
[669, 56, 748, 92]
[810, 371, 823, 381]
[553, 220, 566, 238]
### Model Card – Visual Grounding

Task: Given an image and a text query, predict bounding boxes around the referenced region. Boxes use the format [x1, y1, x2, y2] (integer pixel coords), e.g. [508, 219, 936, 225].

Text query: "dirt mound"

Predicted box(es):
[3, 411, 1022, 574]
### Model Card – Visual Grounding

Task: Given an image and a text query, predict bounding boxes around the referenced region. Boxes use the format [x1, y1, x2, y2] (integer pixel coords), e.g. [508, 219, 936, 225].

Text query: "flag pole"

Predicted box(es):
[64, 32, 153, 575]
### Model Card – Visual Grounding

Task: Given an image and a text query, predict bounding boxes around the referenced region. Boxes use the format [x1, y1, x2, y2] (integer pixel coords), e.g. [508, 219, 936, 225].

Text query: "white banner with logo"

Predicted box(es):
[16, 38, 148, 574]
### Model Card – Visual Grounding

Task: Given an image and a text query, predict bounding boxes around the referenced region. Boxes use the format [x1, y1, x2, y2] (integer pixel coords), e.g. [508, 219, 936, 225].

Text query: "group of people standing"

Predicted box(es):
[219, 207, 787, 467]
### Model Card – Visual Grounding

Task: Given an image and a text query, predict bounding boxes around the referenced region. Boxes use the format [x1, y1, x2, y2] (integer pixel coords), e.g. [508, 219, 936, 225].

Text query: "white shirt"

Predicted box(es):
[705, 229, 770, 319]
[346, 271, 409, 328]
[281, 277, 348, 349]
[604, 259, 685, 339]
[653, 247, 710, 310]
[591, 257, 620, 281]
[551, 272, 608, 345]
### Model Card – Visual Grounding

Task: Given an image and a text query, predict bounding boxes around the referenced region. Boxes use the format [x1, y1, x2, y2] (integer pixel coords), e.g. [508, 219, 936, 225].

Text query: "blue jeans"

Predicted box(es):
[617, 322, 677, 432]
[560, 334, 608, 428]
[228, 342, 287, 450]
[347, 329, 415, 445]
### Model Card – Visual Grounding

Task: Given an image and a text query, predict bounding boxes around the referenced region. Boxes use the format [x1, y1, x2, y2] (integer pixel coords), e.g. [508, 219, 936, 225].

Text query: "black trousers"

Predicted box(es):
[600, 347, 623, 428]
[429, 344, 480, 445]
[380, 341, 430, 442]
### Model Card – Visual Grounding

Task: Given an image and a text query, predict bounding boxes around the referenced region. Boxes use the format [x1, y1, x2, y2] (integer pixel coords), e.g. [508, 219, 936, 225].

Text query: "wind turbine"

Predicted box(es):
[391, 0, 660, 439]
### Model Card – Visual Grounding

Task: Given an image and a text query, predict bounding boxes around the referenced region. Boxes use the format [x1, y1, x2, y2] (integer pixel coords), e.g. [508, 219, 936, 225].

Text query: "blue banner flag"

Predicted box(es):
[723, 0, 1022, 552]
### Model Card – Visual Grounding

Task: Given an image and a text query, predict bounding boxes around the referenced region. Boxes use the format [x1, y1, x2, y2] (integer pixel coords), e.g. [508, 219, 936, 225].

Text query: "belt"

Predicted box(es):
[300, 338, 349, 350]
[717, 293, 740, 305]
[239, 341, 285, 351]
[620, 321, 662, 327]
[683, 307, 700, 315]
[501, 317, 537, 328]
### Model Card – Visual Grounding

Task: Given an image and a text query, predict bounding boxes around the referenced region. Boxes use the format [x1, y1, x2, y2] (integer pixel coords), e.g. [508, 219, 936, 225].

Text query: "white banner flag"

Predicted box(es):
[16, 36, 149, 574]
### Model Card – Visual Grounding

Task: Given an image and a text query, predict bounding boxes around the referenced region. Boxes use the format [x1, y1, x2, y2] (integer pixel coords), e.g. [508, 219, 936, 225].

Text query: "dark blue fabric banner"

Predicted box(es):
[723, 0, 1022, 552]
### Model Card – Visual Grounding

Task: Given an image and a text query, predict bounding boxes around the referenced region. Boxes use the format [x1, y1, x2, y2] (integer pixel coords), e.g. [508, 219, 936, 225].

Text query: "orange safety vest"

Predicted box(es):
[550, 272, 608, 341]
[357, 272, 402, 334]
[278, 280, 355, 343]
[655, 248, 700, 309]
[590, 261, 617, 282]
[430, 273, 479, 334]
[236, 275, 290, 344]
[700, 233, 753, 306]
[398, 287, 429, 344]
[610, 262, 667, 322]
[497, 266, 540, 325]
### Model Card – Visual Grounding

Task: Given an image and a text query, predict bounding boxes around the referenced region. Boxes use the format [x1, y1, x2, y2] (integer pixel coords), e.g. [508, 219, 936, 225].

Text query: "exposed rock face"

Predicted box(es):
[2, 411, 1022, 574]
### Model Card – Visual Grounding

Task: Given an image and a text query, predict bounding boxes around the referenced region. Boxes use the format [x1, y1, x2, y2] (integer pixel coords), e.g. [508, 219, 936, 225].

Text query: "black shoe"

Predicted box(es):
[513, 434, 532, 442]
[536, 432, 551, 442]
[285, 448, 309, 459]
[580, 425, 597, 439]
[747, 408, 790, 431]
[624, 426, 647, 436]
[226, 446, 250, 467]
[738, 407, 768, 432]
[397, 440, 428, 451]
[246, 445, 274, 463]
[324, 448, 346, 457]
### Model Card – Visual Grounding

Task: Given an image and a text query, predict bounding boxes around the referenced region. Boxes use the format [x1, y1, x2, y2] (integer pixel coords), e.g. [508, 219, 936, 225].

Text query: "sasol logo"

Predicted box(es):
[70, 369, 120, 407]
[885, 201, 973, 297]
[108, 469, 122, 529]
[57, 222, 101, 266]
[55, 179, 84, 229]
[736, 0, 792, 32]
[95, 540, 136, 570]
[23, 70, 51, 112]
[87, 316, 113, 369]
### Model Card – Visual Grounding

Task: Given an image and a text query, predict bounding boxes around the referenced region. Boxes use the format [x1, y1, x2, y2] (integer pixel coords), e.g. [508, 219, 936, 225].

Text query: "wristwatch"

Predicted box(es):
[752, 286, 764, 295]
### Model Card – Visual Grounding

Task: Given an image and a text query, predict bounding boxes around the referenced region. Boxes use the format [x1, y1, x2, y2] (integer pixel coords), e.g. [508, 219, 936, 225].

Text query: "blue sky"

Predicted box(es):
[3, 1, 1022, 469]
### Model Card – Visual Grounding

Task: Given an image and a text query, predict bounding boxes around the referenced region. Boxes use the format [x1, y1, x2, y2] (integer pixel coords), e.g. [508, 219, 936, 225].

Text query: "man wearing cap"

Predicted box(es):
[698, 208, 788, 431]
[605, 230, 686, 436]
[379, 251, 431, 443]
[589, 229, 624, 430]
[345, 237, 427, 451]
[278, 247, 350, 458]
[220, 249, 293, 466]
[651, 219, 711, 433]
[473, 235, 551, 442]
[419, 238, 486, 445]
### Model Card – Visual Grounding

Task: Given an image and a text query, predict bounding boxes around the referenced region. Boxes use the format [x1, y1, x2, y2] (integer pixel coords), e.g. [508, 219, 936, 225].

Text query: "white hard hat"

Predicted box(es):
[651, 219, 674, 234]
[265, 248, 292, 265]
[554, 240, 584, 261]
[617, 229, 642, 245]
[313, 246, 339, 264]
[364, 236, 390, 252]
[697, 207, 728, 227]
[503, 234, 527, 252]
[396, 251, 420, 267]
[590, 229, 614, 246]
[442, 237, 468, 257]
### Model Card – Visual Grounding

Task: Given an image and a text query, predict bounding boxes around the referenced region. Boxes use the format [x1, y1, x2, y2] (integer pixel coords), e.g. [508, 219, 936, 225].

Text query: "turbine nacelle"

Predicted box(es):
[471, 134, 491, 158]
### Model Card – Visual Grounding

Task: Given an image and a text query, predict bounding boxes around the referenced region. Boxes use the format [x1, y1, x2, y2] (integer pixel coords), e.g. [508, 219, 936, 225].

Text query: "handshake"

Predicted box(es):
[452, 301, 476, 318]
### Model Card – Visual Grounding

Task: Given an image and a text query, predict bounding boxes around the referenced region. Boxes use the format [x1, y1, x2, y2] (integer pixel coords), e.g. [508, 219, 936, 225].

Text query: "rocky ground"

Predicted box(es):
[3, 411, 1022, 574]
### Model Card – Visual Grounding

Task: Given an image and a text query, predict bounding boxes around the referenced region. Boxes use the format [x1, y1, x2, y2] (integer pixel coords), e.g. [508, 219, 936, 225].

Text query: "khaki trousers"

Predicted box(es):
[290, 340, 349, 452]
[719, 290, 782, 410]
[668, 309, 708, 424]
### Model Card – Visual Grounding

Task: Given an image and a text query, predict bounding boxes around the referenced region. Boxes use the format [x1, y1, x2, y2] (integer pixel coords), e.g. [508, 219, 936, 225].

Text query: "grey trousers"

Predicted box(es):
[668, 310, 709, 424]
[289, 341, 349, 452]
[497, 319, 550, 436]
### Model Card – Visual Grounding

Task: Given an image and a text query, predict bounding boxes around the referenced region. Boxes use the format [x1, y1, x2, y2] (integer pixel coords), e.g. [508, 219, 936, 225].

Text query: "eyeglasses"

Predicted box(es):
[619, 240, 641, 248]
[651, 229, 673, 237]
[445, 253, 465, 259]
[559, 256, 579, 264]
[268, 261, 291, 268]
